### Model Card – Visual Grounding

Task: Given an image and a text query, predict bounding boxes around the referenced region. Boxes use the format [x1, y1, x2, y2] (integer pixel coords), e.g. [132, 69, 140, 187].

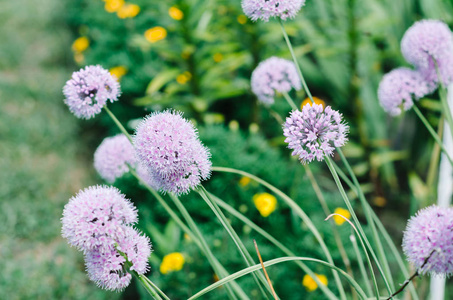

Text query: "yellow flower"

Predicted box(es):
[237, 15, 247, 25]
[301, 97, 326, 110]
[213, 53, 223, 63]
[169, 6, 184, 20]
[105, 0, 125, 13]
[109, 66, 127, 80]
[144, 26, 167, 43]
[253, 193, 277, 217]
[72, 36, 89, 53]
[160, 252, 185, 274]
[239, 176, 251, 187]
[302, 274, 328, 292]
[117, 3, 140, 19]
[333, 207, 351, 226]
[176, 71, 192, 84]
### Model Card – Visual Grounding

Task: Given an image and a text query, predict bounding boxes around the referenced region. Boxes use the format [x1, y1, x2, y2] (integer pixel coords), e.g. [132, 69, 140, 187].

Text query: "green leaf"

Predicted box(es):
[145, 69, 180, 95]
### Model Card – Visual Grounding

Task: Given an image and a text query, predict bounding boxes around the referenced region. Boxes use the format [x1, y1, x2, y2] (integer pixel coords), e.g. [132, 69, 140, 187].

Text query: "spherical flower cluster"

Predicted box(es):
[63, 65, 120, 119]
[283, 104, 349, 164]
[136, 162, 161, 191]
[251, 57, 301, 105]
[94, 134, 136, 183]
[401, 20, 453, 88]
[377, 68, 430, 116]
[402, 205, 453, 276]
[133, 110, 212, 195]
[242, 0, 306, 22]
[85, 226, 151, 291]
[62, 186, 137, 252]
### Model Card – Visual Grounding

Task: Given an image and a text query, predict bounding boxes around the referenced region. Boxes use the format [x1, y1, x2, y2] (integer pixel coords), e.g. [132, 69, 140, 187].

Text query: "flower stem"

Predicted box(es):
[350, 234, 372, 296]
[282, 91, 298, 110]
[137, 274, 163, 300]
[279, 20, 314, 104]
[140, 275, 171, 300]
[103, 106, 133, 143]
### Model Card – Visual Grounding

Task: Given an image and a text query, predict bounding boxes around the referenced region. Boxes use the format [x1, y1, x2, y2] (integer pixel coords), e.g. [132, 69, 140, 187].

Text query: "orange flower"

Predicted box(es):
[301, 97, 326, 110]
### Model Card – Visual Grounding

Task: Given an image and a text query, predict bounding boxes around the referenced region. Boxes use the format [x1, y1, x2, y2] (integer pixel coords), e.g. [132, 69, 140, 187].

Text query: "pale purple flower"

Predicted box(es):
[61, 185, 138, 252]
[136, 162, 162, 191]
[402, 205, 453, 276]
[283, 104, 348, 164]
[401, 20, 453, 88]
[378, 68, 430, 116]
[63, 65, 120, 119]
[85, 226, 152, 291]
[94, 134, 136, 183]
[242, 0, 306, 22]
[251, 57, 301, 105]
[133, 110, 211, 195]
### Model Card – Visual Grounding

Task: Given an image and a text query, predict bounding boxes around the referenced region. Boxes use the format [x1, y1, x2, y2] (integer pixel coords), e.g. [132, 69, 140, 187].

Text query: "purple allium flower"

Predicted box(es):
[136, 162, 162, 191]
[133, 110, 211, 195]
[251, 57, 301, 105]
[401, 20, 453, 88]
[63, 65, 120, 119]
[85, 226, 152, 291]
[378, 67, 430, 116]
[61, 185, 138, 252]
[94, 134, 136, 183]
[402, 205, 453, 277]
[242, 0, 306, 22]
[283, 104, 349, 164]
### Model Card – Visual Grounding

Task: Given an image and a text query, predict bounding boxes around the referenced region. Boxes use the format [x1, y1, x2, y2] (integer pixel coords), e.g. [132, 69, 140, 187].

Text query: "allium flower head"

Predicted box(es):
[94, 134, 136, 183]
[62, 185, 138, 252]
[251, 57, 301, 105]
[136, 162, 161, 191]
[63, 65, 120, 119]
[242, 0, 306, 22]
[283, 104, 348, 164]
[402, 205, 453, 276]
[85, 226, 152, 291]
[401, 20, 453, 88]
[378, 67, 430, 116]
[133, 110, 211, 195]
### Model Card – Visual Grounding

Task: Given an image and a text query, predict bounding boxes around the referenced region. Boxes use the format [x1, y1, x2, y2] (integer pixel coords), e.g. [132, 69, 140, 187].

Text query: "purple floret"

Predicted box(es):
[283, 104, 349, 164]
[402, 205, 453, 277]
[133, 110, 212, 195]
[378, 67, 430, 116]
[61, 185, 138, 253]
[251, 57, 301, 105]
[242, 0, 306, 22]
[63, 65, 120, 119]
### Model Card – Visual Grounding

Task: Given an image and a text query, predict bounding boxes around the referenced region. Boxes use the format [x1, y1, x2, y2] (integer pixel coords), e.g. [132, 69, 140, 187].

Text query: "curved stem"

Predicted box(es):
[282, 91, 298, 110]
[350, 234, 372, 296]
[103, 106, 133, 143]
[140, 275, 170, 300]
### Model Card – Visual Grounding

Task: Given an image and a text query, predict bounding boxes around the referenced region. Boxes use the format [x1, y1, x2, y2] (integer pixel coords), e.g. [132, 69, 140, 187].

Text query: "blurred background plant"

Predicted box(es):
[2, 0, 453, 298]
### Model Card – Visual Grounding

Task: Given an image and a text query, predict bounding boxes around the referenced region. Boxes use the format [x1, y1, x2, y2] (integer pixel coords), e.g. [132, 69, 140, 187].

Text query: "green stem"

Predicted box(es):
[433, 58, 453, 141]
[140, 275, 170, 300]
[413, 105, 453, 167]
[279, 20, 314, 104]
[103, 106, 133, 143]
[196, 186, 272, 299]
[209, 192, 339, 300]
[350, 234, 372, 296]
[211, 166, 347, 300]
[336, 148, 395, 291]
[137, 274, 163, 300]
[189, 257, 368, 300]
[324, 157, 381, 299]
[282, 91, 298, 110]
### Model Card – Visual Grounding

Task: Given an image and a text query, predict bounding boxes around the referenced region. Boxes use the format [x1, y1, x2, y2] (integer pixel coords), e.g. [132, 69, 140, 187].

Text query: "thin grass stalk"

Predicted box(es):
[350, 234, 373, 296]
[336, 148, 395, 291]
[188, 257, 368, 300]
[196, 186, 273, 299]
[333, 164, 419, 300]
[209, 192, 339, 300]
[282, 92, 298, 110]
[211, 166, 347, 299]
[103, 106, 133, 143]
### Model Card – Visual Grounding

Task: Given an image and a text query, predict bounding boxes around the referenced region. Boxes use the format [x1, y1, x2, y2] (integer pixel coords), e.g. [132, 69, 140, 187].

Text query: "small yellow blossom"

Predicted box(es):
[176, 71, 192, 84]
[169, 6, 184, 20]
[145, 26, 167, 43]
[302, 274, 328, 292]
[72, 36, 89, 53]
[117, 3, 140, 19]
[213, 53, 223, 63]
[333, 207, 351, 226]
[109, 66, 127, 80]
[239, 176, 251, 187]
[301, 96, 326, 110]
[160, 252, 185, 274]
[237, 15, 247, 25]
[105, 0, 125, 13]
[253, 193, 277, 217]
